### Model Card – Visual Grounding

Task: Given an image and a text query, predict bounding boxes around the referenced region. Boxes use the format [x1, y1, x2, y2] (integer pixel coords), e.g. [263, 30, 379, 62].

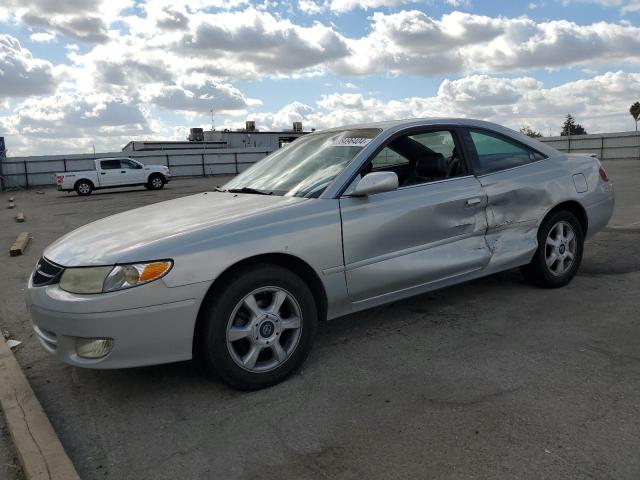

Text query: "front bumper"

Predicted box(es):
[26, 275, 210, 369]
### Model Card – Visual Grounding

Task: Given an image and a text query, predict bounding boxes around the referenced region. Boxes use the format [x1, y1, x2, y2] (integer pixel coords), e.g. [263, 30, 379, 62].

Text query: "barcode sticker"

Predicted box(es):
[331, 137, 372, 147]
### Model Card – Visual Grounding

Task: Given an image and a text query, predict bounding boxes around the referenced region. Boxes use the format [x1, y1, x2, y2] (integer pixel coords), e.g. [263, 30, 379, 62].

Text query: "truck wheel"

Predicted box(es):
[197, 264, 318, 390]
[148, 174, 165, 190]
[521, 210, 584, 288]
[75, 180, 93, 196]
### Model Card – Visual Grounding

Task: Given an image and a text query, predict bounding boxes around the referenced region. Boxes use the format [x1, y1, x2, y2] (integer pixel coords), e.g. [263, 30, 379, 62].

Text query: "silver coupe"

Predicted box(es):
[26, 119, 614, 390]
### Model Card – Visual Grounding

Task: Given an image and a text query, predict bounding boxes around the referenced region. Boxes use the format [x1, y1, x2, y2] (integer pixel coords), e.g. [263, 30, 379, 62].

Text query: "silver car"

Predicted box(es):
[26, 118, 614, 390]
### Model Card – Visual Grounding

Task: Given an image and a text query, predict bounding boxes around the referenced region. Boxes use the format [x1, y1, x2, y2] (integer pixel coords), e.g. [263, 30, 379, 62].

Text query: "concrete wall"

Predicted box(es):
[0, 147, 271, 189]
[538, 131, 640, 161]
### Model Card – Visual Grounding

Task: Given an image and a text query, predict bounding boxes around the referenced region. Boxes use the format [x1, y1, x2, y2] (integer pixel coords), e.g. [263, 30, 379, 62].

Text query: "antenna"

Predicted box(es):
[210, 108, 215, 131]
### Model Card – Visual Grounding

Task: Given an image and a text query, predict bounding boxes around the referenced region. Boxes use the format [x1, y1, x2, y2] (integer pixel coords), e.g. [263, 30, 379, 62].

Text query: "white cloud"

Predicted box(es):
[298, 0, 325, 14]
[247, 71, 640, 136]
[0, 0, 133, 43]
[29, 31, 57, 43]
[335, 10, 640, 76]
[140, 79, 261, 113]
[1, 90, 153, 155]
[563, 0, 640, 14]
[328, 0, 418, 12]
[176, 9, 349, 74]
[0, 35, 57, 99]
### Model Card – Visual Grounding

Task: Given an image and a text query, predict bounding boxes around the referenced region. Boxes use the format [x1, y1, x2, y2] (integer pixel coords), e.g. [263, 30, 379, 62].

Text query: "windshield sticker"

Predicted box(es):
[331, 137, 372, 147]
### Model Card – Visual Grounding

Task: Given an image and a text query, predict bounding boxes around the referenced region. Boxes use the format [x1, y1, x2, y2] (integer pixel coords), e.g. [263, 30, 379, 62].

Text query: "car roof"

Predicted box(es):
[317, 117, 520, 133]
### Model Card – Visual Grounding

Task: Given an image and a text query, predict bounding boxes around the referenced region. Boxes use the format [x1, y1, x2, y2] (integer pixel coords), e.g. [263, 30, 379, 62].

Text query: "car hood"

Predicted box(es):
[44, 192, 306, 266]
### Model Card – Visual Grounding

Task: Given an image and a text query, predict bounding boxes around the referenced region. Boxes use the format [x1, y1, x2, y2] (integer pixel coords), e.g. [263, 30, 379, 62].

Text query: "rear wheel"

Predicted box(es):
[521, 210, 584, 288]
[197, 264, 318, 390]
[148, 174, 165, 190]
[75, 180, 93, 196]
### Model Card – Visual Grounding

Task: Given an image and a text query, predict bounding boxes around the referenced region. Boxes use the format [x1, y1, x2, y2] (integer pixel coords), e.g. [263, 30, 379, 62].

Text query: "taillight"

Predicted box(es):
[56, 175, 64, 183]
[599, 167, 609, 182]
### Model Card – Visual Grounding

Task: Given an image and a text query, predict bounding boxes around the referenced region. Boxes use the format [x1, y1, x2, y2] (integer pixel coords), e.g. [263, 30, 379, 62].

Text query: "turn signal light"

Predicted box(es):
[140, 261, 172, 282]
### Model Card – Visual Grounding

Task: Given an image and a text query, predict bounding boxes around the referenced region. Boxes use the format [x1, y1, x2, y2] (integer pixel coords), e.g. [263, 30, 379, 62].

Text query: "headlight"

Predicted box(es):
[59, 261, 172, 294]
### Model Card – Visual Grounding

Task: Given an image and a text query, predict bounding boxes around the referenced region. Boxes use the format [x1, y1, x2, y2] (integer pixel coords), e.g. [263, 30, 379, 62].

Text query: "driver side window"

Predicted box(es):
[366, 129, 467, 187]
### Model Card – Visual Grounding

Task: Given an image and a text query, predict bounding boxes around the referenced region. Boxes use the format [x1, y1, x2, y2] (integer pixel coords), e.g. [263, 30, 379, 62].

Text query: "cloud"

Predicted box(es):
[176, 9, 349, 74]
[328, 0, 418, 12]
[563, 0, 640, 14]
[140, 79, 261, 113]
[0, 0, 133, 43]
[7, 92, 150, 137]
[336, 10, 640, 76]
[246, 71, 640, 135]
[1, 90, 153, 155]
[29, 32, 57, 43]
[0, 35, 57, 99]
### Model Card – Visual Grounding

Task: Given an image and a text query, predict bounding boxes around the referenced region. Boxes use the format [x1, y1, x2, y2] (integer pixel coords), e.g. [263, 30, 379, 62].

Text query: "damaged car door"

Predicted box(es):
[339, 127, 492, 307]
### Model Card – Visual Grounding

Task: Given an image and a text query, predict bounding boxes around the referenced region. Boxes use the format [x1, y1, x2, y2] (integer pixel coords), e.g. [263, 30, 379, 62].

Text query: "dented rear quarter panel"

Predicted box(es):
[477, 151, 613, 274]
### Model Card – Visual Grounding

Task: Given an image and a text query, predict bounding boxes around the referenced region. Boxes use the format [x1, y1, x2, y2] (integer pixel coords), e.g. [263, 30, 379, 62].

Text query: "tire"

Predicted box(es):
[75, 180, 93, 196]
[197, 264, 318, 390]
[148, 174, 165, 190]
[521, 210, 584, 288]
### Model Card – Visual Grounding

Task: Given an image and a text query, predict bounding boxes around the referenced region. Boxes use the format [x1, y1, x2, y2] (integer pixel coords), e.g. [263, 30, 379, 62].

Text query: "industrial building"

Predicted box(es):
[123, 122, 308, 152]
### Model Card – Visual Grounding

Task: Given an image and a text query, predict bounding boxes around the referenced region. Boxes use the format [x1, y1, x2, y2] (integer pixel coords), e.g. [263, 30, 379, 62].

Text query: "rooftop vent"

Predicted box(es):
[188, 128, 204, 142]
[245, 121, 256, 132]
[293, 122, 303, 132]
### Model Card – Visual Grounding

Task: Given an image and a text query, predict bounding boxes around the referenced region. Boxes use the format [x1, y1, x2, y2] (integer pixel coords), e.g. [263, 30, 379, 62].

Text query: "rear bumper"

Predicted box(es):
[585, 184, 615, 239]
[26, 277, 210, 369]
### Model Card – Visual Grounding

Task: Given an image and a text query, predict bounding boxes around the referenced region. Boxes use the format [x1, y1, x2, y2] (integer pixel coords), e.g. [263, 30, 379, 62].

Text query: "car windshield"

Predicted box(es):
[223, 128, 381, 197]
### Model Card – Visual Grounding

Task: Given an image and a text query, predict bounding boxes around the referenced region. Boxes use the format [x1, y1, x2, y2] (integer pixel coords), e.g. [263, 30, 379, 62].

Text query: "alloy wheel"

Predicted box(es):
[545, 221, 577, 276]
[226, 287, 303, 372]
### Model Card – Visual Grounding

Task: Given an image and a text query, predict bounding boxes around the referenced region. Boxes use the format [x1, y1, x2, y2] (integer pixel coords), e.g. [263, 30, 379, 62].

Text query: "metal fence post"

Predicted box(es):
[202, 153, 206, 177]
[234, 152, 238, 174]
[24, 160, 29, 189]
[600, 136, 604, 160]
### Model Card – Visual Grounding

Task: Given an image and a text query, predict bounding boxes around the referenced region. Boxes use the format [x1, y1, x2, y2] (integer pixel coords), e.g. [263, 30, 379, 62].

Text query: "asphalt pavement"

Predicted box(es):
[0, 162, 638, 480]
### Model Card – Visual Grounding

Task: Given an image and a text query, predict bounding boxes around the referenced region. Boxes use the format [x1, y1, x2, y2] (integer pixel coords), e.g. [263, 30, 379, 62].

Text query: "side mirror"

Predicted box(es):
[350, 171, 399, 197]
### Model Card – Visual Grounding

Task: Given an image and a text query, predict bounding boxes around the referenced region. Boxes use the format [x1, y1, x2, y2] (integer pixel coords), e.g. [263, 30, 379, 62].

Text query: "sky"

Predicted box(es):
[1, 0, 640, 156]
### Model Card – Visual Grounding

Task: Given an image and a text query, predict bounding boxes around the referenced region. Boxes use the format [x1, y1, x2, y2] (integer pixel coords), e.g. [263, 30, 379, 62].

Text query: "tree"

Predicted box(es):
[560, 114, 587, 136]
[520, 125, 543, 138]
[630, 102, 640, 132]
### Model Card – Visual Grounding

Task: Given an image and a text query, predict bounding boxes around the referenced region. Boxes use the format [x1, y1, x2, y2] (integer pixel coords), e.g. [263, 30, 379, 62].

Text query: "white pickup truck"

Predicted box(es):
[55, 158, 171, 196]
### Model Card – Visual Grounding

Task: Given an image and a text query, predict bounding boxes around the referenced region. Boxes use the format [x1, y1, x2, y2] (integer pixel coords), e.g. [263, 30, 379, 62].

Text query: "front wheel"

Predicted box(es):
[197, 264, 318, 390]
[521, 210, 584, 288]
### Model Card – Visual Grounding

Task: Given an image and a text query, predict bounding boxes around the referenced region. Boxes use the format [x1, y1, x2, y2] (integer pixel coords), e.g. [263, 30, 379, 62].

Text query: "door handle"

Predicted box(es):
[121, 170, 126, 173]
[100, 172, 106, 175]
[466, 197, 481, 206]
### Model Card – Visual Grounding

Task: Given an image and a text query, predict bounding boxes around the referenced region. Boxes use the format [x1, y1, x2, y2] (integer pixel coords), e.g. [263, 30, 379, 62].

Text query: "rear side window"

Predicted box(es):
[100, 160, 121, 170]
[121, 160, 141, 169]
[469, 130, 546, 175]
